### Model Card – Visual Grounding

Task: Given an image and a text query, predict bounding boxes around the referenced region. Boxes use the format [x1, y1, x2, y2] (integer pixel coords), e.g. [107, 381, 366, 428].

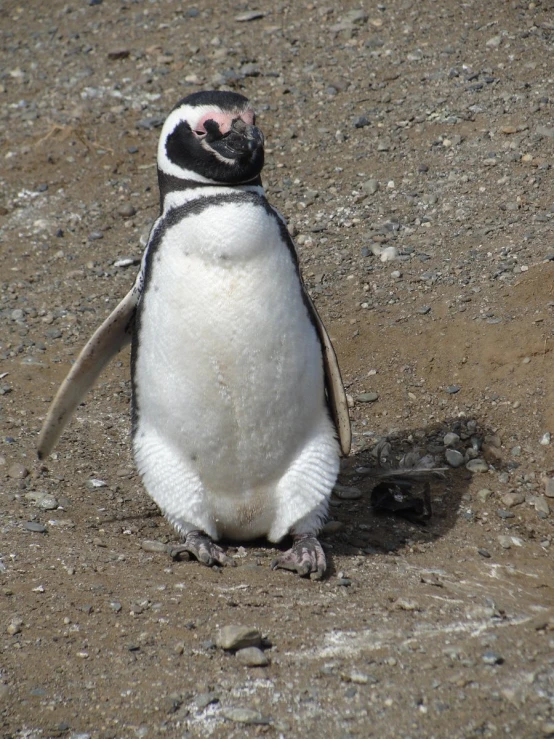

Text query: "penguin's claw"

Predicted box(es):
[169, 530, 236, 568]
[271, 534, 326, 580]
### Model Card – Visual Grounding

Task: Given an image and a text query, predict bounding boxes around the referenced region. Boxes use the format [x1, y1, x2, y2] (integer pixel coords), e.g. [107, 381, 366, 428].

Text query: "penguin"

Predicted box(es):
[38, 90, 351, 579]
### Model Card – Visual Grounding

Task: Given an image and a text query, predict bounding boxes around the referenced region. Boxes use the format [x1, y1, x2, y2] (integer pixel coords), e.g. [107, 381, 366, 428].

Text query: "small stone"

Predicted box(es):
[107, 48, 130, 60]
[236, 647, 269, 667]
[8, 464, 29, 479]
[333, 484, 362, 500]
[85, 478, 107, 490]
[322, 520, 344, 534]
[88, 231, 104, 241]
[353, 116, 370, 129]
[0, 684, 9, 701]
[498, 535, 523, 549]
[361, 179, 379, 196]
[545, 478, 554, 498]
[221, 707, 269, 725]
[443, 432, 460, 447]
[417, 305, 431, 314]
[234, 11, 265, 22]
[482, 650, 504, 665]
[478, 548, 491, 558]
[486, 35, 502, 48]
[466, 459, 489, 473]
[117, 203, 136, 218]
[477, 489, 493, 502]
[141, 540, 168, 553]
[356, 392, 378, 403]
[445, 449, 464, 468]
[195, 692, 219, 709]
[110, 602, 122, 613]
[497, 509, 515, 520]
[24, 522, 47, 533]
[446, 385, 461, 394]
[7, 618, 23, 635]
[215, 625, 262, 651]
[533, 496, 550, 518]
[500, 492, 525, 508]
[393, 598, 420, 611]
[539, 432, 551, 446]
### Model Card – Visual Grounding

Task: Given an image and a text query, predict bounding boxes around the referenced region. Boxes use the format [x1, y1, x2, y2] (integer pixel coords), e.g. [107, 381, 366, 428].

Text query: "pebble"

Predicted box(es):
[417, 305, 431, 314]
[7, 617, 23, 635]
[540, 432, 551, 446]
[500, 492, 524, 508]
[88, 231, 104, 241]
[24, 522, 47, 533]
[443, 432, 460, 447]
[8, 464, 29, 479]
[215, 625, 262, 651]
[498, 535, 523, 549]
[85, 478, 107, 490]
[221, 707, 269, 725]
[356, 392, 378, 403]
[477, 548, 491, 558]
[445, 449, 464, 468]
[235, 647, 269, 667]
[496, 509, 515, 520]
[530, 496, 550, 518]
[482, 650, 504, 665]
[333, 484, 362, 500]
[466, 459, 489, 473]
[446, 385, 461, 394]
[234, 11, 266, 22]
[477, 489, 492, 502]
[0, 684, 9, 702]
[353, 115, 370, 129]
[545, 478, 554, 499]
[322, 520, 344, 534]
[117, 203, 136, 219]
[361, 179, 379, 196]
[141, 540, 167, 553]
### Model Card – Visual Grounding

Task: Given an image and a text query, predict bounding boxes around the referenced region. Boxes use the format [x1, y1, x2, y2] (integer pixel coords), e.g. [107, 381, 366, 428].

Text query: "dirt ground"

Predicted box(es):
[1, 0, 553, 737]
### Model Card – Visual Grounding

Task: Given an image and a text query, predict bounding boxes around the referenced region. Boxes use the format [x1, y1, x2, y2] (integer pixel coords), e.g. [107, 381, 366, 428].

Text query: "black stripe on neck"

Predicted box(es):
[157, 170, 263, 210]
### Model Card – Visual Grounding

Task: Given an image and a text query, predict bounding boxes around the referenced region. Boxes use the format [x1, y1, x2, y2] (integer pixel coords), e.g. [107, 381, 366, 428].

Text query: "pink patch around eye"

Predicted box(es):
[196, 109, 255, 135]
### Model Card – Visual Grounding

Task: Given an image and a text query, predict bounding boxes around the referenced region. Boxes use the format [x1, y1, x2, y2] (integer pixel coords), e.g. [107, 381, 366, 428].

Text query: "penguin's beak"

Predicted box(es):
[225, 118, 264, 155]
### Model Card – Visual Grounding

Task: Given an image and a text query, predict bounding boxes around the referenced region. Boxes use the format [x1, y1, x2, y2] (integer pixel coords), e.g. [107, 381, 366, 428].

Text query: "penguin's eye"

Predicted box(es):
[194, 130, 206, 137]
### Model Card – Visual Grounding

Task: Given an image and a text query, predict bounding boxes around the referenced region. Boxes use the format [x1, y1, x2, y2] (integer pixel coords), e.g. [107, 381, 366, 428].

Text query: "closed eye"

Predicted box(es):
[194, 130, 206, 136]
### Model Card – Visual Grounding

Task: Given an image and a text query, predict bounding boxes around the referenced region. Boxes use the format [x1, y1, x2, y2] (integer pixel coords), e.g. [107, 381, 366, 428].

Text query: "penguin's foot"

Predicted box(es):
[271, 534, 326, 580]
[169, 530, 236, 568]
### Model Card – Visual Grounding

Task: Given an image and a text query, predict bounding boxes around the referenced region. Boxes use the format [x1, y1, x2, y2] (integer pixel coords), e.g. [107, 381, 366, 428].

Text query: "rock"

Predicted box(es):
[476, 488, 493, 502]
[443, 432, 460, 447]
[466, 459, 489, 473]
[107, 48, 130, 60]
[353, 116, 370, 129]
[0, 684, 9, 702]
[530, 496, 550, 518]
[446, 385, 461, 394]
[500, 492, 524, 508]
[85, 478, 107, 490]
[498, 535, 523, 549]
[486, 35, 502, 48]
[7, 617, 23, 635]
[539, 432, 551, 446]
[234, 11, 265, 22]
[545, 478, 554, 498]
[356, 392, 378, 403]
[361, 179, 379, 196]
[235, 647, 269, 667]
[321, 520, 344, 534]
[117, 203, 136, 218]
[221, 707, 269, 725]
[333, 484, 362, 500]
[8, 464, 29, 479]
[141, 540, 167, 553]
[215, 625, 262, 651]
[482, 650, 504, 665]
[445, 449, 464, 468]
[24, 522, 47, 533]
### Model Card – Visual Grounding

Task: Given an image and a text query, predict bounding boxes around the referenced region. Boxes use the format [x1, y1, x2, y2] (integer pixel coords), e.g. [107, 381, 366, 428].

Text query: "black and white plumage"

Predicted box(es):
[38, 91, 351, 579]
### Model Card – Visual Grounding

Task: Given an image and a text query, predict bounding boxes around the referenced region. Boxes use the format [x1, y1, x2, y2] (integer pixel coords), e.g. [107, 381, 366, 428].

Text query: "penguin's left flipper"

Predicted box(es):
[168, 530, 236, 568]
[37, 280, 140, 459]
[302, 289, 351, 458]
[271, 534, 326, 580]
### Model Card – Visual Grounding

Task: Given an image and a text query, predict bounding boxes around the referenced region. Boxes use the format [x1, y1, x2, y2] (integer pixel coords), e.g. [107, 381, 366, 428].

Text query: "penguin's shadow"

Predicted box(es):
[259, 417, 503, 577]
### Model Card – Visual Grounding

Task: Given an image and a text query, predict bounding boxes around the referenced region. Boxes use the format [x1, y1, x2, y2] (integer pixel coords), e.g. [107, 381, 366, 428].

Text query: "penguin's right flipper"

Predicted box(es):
[37, 281, 140, 459]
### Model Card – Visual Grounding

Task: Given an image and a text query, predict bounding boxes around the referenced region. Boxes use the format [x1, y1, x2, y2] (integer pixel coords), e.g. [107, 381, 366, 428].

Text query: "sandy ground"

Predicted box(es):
[0, 0, 553, 737]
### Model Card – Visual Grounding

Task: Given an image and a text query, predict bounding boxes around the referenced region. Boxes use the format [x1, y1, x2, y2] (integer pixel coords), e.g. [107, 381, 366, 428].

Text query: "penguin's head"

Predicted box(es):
[157, 91, 265, 186]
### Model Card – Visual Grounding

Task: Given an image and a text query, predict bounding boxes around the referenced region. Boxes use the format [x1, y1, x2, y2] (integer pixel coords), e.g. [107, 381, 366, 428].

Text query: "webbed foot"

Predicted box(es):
[169, 530, 236, 568]
[271, 534, 326, 580]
